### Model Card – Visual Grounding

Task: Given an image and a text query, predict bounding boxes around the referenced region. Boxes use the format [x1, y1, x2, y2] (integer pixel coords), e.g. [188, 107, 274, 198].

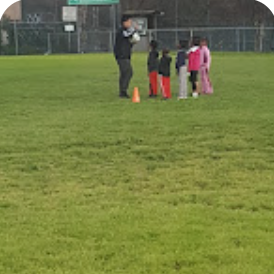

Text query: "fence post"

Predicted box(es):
[47, 33, 52, 54]
[112, 4, 116, 49]
[109, 31, 113, 52]
[209, 35, 213, 50]
[190, 29, 193, 41]
[243, 29, 246, 52]
[77, 8, 81, 53]
[259, 24, 265, 52]
[236, 28, 240, 52]
[68, 31, 72, 53]
[77, 25, 81, 53]
[13, 21, 19, 55]
[0, 20, 2, 55]
[148, 30, 152, 43]
[175, 29, 178, 49]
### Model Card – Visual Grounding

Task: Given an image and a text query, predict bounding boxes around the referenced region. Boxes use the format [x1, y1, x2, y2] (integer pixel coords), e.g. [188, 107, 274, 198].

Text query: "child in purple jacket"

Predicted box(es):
[200, 37, 213, 94]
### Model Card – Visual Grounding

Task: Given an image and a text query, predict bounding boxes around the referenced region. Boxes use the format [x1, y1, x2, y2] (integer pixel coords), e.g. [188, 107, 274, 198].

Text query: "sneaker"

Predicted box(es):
[119, 93, 130, 99]
[178, 97, 187, 100]
[192, 92, 199, 98]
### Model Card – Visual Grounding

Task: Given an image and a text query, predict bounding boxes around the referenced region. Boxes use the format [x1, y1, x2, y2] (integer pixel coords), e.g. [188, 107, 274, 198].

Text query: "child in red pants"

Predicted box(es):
[147, 40, 159, 97]
[159, 49, 172, 99]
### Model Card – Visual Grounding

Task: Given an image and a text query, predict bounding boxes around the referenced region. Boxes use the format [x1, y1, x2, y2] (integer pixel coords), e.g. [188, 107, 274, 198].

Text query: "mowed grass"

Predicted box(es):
[0, 52, 273, 274]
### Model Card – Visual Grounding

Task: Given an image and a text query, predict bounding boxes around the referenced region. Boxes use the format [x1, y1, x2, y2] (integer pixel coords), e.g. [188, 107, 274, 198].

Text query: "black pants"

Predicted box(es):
[117, 59, 133, 96]
[189, 71, 198, 91]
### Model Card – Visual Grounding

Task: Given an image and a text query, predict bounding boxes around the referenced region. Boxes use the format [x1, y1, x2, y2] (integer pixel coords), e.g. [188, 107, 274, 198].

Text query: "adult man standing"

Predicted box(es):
[114, 16, 139, 98]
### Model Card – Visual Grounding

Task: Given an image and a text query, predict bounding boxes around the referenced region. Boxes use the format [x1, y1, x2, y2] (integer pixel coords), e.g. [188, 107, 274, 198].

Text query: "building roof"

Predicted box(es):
[123, 10, 162, 17]
[3, 1, 22, 21]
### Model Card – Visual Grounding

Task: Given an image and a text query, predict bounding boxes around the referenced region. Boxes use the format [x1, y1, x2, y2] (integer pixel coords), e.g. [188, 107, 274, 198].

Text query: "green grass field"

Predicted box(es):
[0, 53, 274, 274]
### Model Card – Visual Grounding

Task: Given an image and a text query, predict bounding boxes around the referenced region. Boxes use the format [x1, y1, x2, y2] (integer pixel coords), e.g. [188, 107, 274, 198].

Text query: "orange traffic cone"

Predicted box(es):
[132, 87, 141, 103]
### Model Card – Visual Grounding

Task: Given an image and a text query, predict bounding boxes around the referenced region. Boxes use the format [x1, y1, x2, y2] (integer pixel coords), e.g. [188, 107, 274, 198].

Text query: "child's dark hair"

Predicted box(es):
[150, 40, 158, 49]
[162, 48, 169, 56]
[179, 40, 188, 49]
[192, 37, 200, 46]
[121, 15, 131, 24]
[200, 37, 208, 44]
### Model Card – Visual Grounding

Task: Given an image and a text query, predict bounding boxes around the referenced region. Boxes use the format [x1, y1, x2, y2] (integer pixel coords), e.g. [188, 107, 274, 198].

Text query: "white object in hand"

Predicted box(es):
[130, 32, 141, 44]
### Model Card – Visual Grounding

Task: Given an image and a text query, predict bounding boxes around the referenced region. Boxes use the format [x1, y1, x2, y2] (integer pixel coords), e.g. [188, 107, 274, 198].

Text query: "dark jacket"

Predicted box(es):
[176, 49, 187, 73]
[147, 49, 159, 73]
[159, 55, 172, 77]
[114, 27, 135, 60]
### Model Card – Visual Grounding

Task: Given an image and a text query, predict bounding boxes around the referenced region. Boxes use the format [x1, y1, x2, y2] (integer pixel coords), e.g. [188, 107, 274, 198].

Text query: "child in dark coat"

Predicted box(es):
[147, 40, 159, 98]
[159, 49, 172, 99]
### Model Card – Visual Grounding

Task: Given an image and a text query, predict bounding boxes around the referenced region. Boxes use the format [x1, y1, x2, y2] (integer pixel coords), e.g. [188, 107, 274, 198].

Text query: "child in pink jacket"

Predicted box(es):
[200, 37, 213, 94]
[187, 38, 201, 98]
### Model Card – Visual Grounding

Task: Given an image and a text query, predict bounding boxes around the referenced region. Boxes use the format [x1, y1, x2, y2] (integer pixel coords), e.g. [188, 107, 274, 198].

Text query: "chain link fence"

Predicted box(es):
[150, 28, 274, 52]
[1, 22, 274, 55]
[48, 31, 113, 54]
